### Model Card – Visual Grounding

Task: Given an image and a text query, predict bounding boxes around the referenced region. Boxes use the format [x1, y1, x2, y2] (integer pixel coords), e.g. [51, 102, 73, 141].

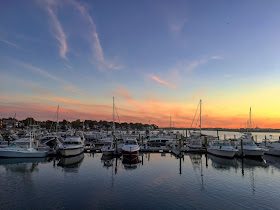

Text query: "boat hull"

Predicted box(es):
[208, 149, 236, 158]
[102, 150, 115, 155]
[59, 146, 84, 157]
[122, 149, 139, 156]
[265, 148, 280, 156]
[237, 149, 265, 157]
[0, 150, 47, 158]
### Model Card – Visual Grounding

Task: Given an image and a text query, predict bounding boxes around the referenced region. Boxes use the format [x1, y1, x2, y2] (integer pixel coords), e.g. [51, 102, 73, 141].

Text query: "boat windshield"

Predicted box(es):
[213, 141, 231, 146]
[243, 141, 256, 146]
[125, 140, 137, 145]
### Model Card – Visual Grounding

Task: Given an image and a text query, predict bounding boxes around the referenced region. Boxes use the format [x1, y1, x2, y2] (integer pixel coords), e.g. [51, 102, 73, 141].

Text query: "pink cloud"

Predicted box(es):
[152, 76, 176, 89]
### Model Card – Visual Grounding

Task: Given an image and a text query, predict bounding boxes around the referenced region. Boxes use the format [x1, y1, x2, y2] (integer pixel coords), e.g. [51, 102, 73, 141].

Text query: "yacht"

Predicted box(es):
[208, 140, 238, 158]
[58, 136, 84, 157]
[122, 138, 140, 156]
[231, 133, 268, 157]
[261, 139, 280, 156]
[0, 134, 48, 158]
[101, 141, 115, 155]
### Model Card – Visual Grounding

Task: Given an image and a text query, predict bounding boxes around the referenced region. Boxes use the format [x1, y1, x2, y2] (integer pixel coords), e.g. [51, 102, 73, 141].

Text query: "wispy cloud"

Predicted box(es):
[181, 55, 223, 73]
[0, 39, 19, 48]
[63, 86, 83, 95]
[114, 86, 138, 104]
[152, 76, 176, 89]
[169, 18, 187, 34]
[68, 0, 121, 71]
[19, 61, 64, 83]
[64, 64, 72, 70]
[45, 1, 67, 59]
[211, 55, 223, 60]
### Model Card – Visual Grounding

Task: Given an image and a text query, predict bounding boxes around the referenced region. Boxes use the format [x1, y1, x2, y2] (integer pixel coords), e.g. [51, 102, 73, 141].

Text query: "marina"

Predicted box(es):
[1, 0, 280, 209]
[1, 121, 280, 209]
[1, 152, 280, 209]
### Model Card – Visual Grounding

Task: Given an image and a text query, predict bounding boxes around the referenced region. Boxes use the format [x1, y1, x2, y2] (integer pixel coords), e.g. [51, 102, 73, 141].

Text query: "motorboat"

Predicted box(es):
[261, 139, 280, 156]
[208, 140, 238, 158]
[231, 133, 268, 157]
[0, 134, 48, 158]
[58, 136, 84, 157]
[122, 138, 140, 156]
[101, 141, 115, 155]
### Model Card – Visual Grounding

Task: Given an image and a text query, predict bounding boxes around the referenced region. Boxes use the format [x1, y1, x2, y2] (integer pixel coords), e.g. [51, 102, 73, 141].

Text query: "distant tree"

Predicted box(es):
[71, 119, 81, 129]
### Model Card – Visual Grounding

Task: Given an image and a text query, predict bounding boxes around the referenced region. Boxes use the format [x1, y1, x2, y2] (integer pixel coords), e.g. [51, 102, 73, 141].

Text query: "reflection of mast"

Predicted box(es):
[241, 158, 244, 176]
[179, 157, 182, 175]
[189, 154, 204, 190]
[249, 169, 255, 195]
[200, 155, 204, 190]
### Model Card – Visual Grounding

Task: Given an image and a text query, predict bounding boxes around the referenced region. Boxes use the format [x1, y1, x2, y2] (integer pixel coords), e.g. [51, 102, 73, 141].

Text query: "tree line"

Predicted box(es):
[0, 117, 159, 130]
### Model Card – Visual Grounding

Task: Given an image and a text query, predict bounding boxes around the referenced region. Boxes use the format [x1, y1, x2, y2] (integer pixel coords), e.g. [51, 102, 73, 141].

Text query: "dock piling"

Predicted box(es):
[241, 139, 244, 157]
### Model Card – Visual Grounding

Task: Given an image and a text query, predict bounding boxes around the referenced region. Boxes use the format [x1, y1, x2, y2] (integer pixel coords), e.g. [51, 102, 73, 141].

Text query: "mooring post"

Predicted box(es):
[205, 136, 208, 153]
[179, 137, 182, 157]
[142, 136, 144, 146]
[234, 135, 236, 139]
[114, 135, 117, 153]
[241, 139, 244, 157]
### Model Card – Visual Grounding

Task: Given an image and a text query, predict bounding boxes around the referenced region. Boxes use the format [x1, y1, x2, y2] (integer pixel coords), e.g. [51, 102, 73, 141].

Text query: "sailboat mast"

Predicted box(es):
[249, 107, 252, 129]
[56, 105, 59, 134]
[113, 97, 115, 133]
[200, 99, 202, 135]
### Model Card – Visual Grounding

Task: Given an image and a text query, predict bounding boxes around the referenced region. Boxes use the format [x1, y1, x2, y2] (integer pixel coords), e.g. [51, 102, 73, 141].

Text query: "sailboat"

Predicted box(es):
[186, 100, 204, 151]
[101, 97, 117, 155]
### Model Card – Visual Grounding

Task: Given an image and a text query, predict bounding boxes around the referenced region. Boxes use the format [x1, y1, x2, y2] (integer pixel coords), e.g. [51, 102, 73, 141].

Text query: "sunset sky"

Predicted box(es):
[1, 0, 280, 128]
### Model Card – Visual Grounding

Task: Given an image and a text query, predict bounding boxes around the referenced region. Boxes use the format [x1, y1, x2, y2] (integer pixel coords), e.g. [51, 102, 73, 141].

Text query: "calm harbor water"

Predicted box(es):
[1, 152, 280, 209]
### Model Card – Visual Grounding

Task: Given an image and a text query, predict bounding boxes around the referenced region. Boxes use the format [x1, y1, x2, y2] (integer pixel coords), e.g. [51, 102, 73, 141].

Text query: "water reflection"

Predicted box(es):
[238, 157, 268, 168]
[101, 154, 115, 168]
[57, 153, 84, 172]
[263, 155, 280, 171]
[1, 153, 280, 208]
[208, 154, 238, 170]
[0, 158, 48, 174]
[122, 155, 140, 170]
[189, 153, 204, 190]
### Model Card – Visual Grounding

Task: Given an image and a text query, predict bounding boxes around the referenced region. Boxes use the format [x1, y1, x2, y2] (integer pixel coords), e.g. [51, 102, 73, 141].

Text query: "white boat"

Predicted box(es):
[101, 141, 115, 155]
[122, 138, 140, 156]
[0, 134, 48, 158]
[261, 139, 280, 156]
[231, 133, 268, 157]
[58, 136, 84, 157]
[208, 140, 238, 158]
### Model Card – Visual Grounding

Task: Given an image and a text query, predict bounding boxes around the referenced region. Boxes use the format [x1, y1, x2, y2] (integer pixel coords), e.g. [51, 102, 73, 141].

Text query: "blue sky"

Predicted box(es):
[1, 0, 280, 127]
